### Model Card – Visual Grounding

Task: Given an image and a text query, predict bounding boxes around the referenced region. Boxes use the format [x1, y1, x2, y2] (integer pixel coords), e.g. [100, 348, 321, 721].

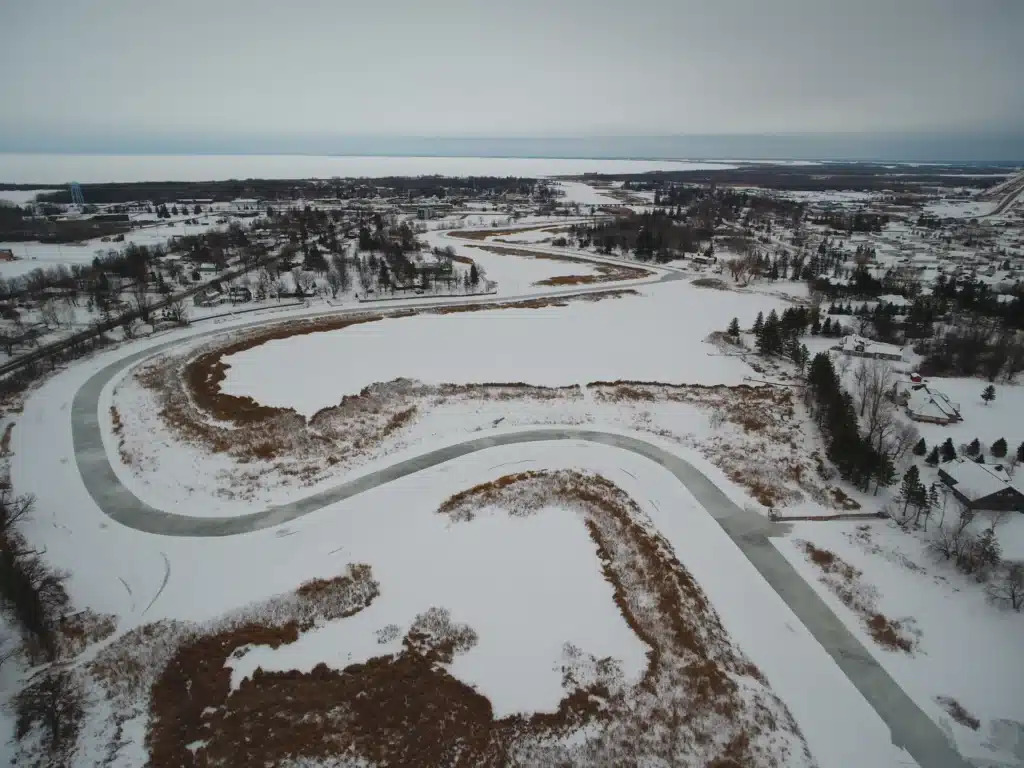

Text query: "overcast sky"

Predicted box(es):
[2, 0, 1022, 151]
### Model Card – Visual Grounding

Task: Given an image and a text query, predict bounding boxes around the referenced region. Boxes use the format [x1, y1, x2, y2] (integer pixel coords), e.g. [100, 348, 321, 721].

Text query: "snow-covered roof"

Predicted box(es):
[905, 387, 960, 420]
[839, 335, 904, 357]
[940, 458, 1019, 502]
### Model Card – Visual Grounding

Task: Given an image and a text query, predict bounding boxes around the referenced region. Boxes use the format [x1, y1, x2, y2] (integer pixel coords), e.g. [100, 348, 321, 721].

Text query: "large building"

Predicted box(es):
[938, 459, 1024, 513]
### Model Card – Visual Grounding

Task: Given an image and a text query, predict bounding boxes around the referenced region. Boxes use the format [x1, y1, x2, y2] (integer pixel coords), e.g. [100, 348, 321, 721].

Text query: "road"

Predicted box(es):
[981, 170, 1024, 217]
[67, 258, 968, 768]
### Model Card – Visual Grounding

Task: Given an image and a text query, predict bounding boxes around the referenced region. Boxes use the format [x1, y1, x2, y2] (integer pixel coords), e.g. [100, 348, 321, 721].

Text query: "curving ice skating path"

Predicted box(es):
[63, 237, 968, 768]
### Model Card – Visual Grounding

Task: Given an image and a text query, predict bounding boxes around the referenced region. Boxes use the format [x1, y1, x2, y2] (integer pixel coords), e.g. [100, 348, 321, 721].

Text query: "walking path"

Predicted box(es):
[61, 232, 968, 767]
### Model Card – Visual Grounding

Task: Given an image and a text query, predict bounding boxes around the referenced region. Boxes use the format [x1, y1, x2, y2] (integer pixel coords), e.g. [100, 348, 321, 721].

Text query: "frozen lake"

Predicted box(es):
[0, 153, 733, 184]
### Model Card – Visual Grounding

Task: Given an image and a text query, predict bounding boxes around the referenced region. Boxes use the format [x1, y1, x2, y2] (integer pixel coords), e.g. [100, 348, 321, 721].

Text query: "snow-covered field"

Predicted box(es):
[0, 153, 733, 184]
[777, 521, 1024, 765]
[557, 180, 620, 205]
[0, 188, 60, 205]
[219, 283, 772, 418]
[0, 214, 226, 277]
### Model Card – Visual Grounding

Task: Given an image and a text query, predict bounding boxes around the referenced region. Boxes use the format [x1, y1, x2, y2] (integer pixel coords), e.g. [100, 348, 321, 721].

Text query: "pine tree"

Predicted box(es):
[975, 454, 986, 464]
[941, 437, 956, 463]
[822, 317, 833, 336]
[991, 437, 1007, 458]
[1018, 441, 1024, 464]
[982, 384, 996, 405]
[974, 528, 1002, 578]
[751, 311, 764, 335]
[968, 438, 981, 456]
[925, 445, 940, 466]
[727, 317, 741, 338]
[912, 438, 927, 456]
[811, 315, 821, 335]
[469, 263, 480, 287]
[899, 465, 924, 518]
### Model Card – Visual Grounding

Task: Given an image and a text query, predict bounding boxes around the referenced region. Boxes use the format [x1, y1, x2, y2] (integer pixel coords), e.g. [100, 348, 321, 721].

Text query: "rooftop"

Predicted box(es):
[940, 458, 1019, 501]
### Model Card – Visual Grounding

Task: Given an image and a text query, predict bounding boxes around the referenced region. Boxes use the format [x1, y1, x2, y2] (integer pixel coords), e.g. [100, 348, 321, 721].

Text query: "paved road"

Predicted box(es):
[72, 345, 967, 768]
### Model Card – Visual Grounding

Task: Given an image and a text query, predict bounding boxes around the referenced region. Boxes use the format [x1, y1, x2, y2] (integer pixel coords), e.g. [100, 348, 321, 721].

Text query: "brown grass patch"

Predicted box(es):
[692, 278, 730, 290]
[798, 541, 917, 653]
[431, 470, 813, 766]
[0, 422, 13, 456]
[590, 382, 818, 508]
[57, 609, 118, 661]
[467, 244, 651, 286]
[935, 696, 980, 731]
[109, 405, 133, 466]
[449, 226, 554, 241]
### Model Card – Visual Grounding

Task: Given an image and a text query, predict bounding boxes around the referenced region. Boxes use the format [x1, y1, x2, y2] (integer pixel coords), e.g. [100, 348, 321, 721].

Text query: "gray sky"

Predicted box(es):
[1, 0, 1022, 150]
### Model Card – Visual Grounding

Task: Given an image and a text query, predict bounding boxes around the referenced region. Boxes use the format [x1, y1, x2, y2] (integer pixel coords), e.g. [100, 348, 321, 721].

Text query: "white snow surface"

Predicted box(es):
[227, 502, 650, 719]
[220, 283, 775, 418]
[0, 154, 732, 184]
[556, 181, 619, 206]
[0, 188, 59, 205]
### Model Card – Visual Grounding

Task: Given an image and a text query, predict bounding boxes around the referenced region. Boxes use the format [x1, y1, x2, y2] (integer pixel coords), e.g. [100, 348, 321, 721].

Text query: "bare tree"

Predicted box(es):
[14, 669, 84, 758]
[119, 313, 140, 340]
[131, 278, 151, 323]
[854, 360, 896, 431]
[297, 271, 316, 295]
[38, 300, 59, 328]
[987, 564, 1024, 611]
[165, 300, 189, 327]
[880, 419, 921, 467]
[255, 268, 273, 300]
[325, 270, 343, 298]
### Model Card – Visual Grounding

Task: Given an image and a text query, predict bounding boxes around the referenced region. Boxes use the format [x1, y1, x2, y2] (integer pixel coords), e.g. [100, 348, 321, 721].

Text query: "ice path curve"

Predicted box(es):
[67, 242, 968, 768]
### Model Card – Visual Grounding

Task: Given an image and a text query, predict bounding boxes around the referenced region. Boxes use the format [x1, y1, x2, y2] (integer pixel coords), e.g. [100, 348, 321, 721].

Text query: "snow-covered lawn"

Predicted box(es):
[219, 283, 778, 418]
[906, 376, 1024, 453]
[776, 520, 1024, 766]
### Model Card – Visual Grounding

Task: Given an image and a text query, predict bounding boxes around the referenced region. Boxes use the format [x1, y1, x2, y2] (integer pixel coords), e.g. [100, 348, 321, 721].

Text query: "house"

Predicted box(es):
[904, 386, 962, 425]
[0, 248, 15, 262]
[228, 286, 252, 304]
[835, 334, 907, 362]
[192, 287, 225, 308]
[938, 459, 1024, 513]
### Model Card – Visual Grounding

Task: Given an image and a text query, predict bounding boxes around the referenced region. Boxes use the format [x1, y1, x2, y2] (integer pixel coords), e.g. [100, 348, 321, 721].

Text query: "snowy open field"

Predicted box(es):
[0, 214, 227, 277]
[219, 283, 769, 418]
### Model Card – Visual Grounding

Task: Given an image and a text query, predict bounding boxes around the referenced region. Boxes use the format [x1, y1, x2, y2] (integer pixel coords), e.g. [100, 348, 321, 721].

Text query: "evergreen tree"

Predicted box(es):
[991, 437, 1008, 458]
[925, 445, 940, 466]
[821, 317, 833, 336]
[811, 314, 821, 335]
[727, 317, 741, 338]
[751, 311, 764, 335]
[941, 437, 957, 463]
[469, 263, 480, 287]
[968, 438, 981, 456]
[982, 384, 996, 405]
[912, 438, 927, 456]
[899, 465, 925, 518]
[1017, 441, 1024, 463]
[975, 454, 986, 464]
